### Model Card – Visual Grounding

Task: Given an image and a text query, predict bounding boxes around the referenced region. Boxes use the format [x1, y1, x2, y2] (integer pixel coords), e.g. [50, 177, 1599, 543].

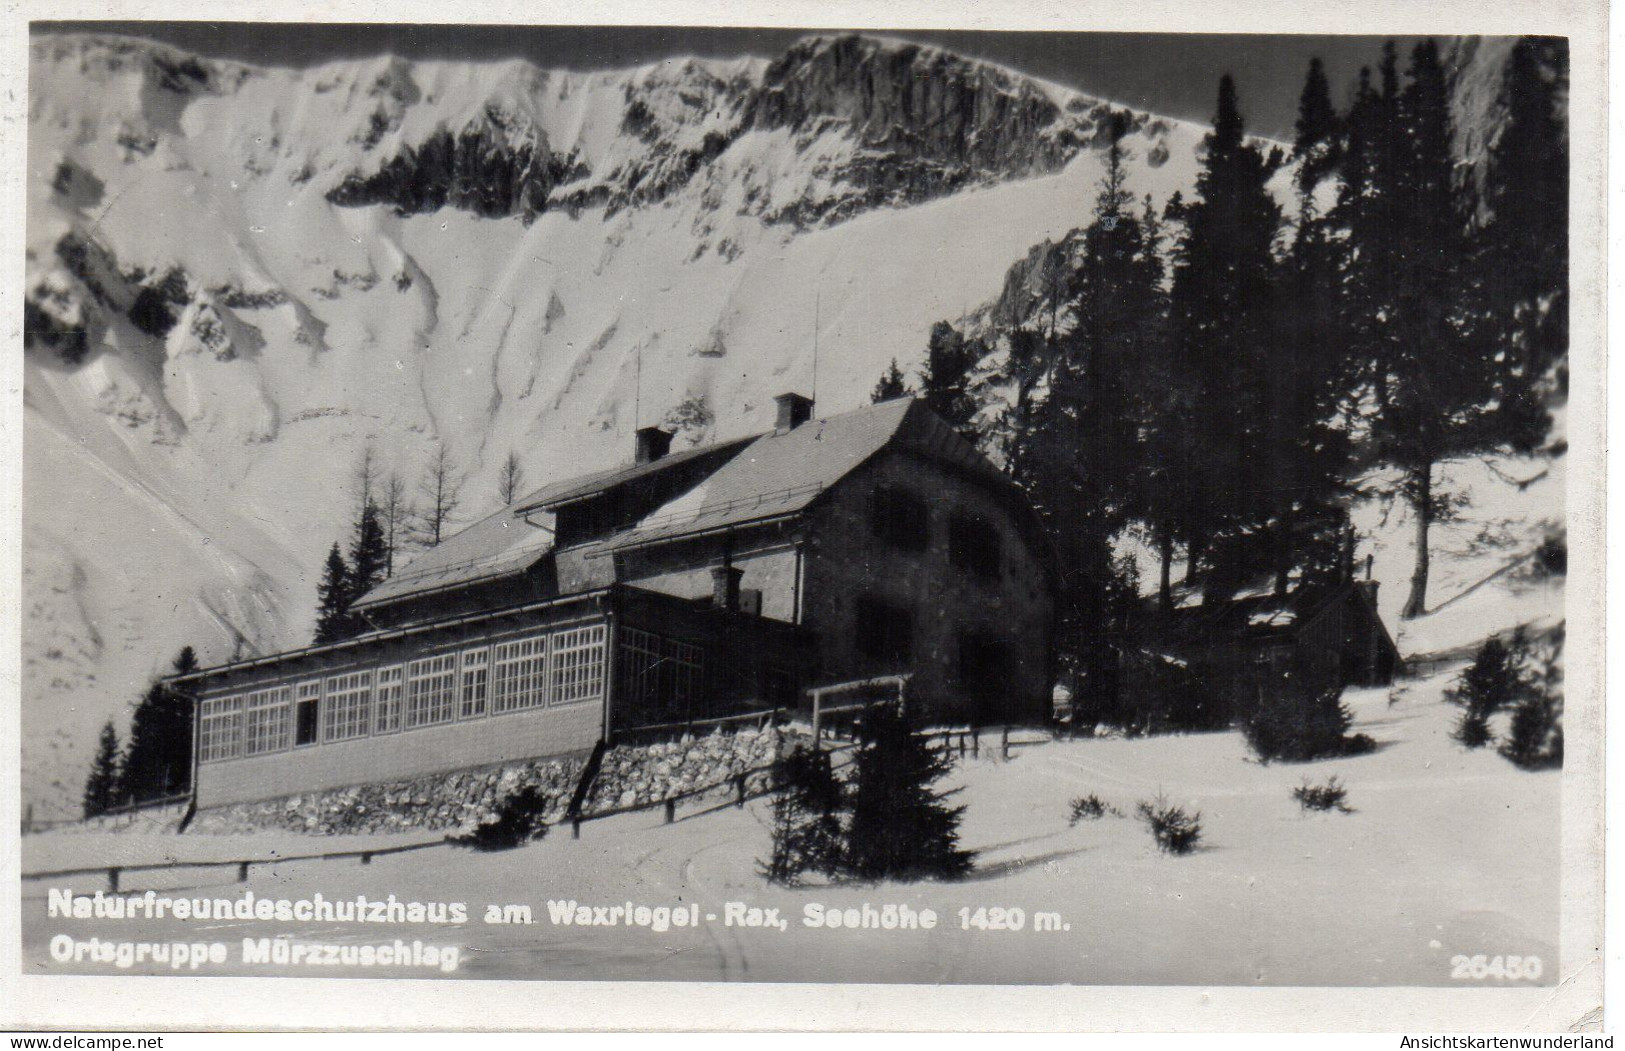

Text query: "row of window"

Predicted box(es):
[870, 485, 1003, 579]
[198, 624, 608, 763]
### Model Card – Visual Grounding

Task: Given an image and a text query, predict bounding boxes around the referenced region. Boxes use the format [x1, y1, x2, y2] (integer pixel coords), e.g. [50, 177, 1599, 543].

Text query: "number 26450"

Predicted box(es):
[1450, 954, 1543, 980]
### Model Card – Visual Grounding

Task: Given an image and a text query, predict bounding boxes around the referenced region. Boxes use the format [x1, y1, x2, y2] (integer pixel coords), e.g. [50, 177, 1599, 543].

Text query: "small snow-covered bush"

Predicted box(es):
[1452, 709, 1494, 749]
[1241, 683, 1374, 764]
[1136, 793, 1202, 855]
[455, 786, 550, 852]
[1292, 776, 1352, 813]
[1068, 794, 1120, 824]
[1501, 629, 1564, 771]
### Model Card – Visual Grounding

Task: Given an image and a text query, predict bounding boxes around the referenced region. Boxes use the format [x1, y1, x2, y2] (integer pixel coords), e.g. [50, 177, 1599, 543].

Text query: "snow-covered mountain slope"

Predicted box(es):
[23, 31, 1216, 816]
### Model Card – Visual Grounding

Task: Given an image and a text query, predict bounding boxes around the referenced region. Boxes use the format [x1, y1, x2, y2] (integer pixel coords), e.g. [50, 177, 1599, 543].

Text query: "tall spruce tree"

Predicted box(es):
[1358, 40, 1547, 618]
[1168, 76, 1283, 597]
[1016, 111, 1157, 724]
[119, 647, 197, 802]
[1335, 47, 1406, 411]
[1261, 57, 1354, 595]
[83, 720, 122, 818]
[1135, 194, 1196, 608]
[313, 542, 351, 644]
[845, 704, 973, 881]
[348, 500, 389, 606]
[1478, 36, 1568, 411]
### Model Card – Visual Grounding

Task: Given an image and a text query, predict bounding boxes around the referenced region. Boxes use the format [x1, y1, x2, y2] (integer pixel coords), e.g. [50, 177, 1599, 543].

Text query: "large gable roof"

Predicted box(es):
[598, 396, 918, 551]
[354, 397, 1010, 610]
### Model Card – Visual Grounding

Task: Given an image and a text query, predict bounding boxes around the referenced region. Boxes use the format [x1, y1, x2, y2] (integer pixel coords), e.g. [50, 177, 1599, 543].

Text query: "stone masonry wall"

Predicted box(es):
[190, 753, 586, 836]
[585, 725, 808, 813]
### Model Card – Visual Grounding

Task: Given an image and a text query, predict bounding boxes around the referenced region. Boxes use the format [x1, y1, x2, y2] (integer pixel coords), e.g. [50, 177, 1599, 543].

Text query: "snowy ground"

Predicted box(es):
[22, 667, 1559, 986]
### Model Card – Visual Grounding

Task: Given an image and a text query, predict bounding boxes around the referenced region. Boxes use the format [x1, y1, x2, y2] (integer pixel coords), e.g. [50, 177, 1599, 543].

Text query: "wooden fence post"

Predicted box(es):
[735, 776, 747, 807]
[1001, 725, 1010, 760]
[972, 730, 979, 758]
[107, 868, 119, 893]
[360, 852, 372, 866]
[571, 817, 582, 839]
[237, 861, 250, 883]
[664, 798, 676, 824]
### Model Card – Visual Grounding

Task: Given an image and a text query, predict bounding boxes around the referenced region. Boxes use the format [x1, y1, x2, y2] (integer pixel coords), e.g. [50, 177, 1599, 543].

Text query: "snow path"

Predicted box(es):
[22, 668, 1559, 985]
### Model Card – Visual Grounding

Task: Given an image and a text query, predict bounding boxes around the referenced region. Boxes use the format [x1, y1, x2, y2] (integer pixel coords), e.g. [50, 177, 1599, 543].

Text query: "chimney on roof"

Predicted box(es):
[710, 562, 744, 612]
[775, 392, 814, 431]
[635, 426, 673, 465]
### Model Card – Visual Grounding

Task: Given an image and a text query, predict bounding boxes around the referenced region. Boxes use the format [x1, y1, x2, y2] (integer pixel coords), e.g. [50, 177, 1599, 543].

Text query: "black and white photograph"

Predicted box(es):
[4, 0, 1607, 1033]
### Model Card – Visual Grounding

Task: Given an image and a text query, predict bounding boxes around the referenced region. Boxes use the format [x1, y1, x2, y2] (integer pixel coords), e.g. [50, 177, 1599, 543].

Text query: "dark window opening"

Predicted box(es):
[959, 634, 1008, 695]
[294, 698, 320, 746]
[856, 597, 913, 665]
[871, 486, 929, 552]
[949, 512, 1002, 579]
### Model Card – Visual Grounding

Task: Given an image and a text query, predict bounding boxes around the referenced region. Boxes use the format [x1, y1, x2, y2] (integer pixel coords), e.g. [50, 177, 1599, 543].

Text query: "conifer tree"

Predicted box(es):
[313, 542, 351, 644]
[348, 500, 389, 606]
[498, 451, 526, 506]
[1478, 37, 1568, 409]
[919, 322, 981, 440]
[761, 745, 847, 885]
[1260, 57, 1354, 595]
[844, 704, 973, 881]
[1449, 634, 1525, 748]
[83, 720, 122, 819]
[871, 359, 910, 403]
[1502, 631, 1563, 770]
[1017, 111, 1156, 723]
[1168, 76, 1284, 591]
[1358, 40, 1549, 618]
[119, 647, 197, 801]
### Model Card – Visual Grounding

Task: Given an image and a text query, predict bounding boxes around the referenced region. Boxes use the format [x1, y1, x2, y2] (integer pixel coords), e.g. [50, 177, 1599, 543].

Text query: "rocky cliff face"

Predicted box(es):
[317, 34, 1138, 228]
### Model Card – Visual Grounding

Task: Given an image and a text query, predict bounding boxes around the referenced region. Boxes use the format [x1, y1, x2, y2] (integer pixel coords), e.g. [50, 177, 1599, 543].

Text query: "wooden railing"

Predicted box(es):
[21, 838, 450, 893]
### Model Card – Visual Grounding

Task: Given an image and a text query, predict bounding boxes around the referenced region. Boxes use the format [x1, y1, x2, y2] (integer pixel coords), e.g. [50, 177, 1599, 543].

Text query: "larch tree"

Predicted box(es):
[415, 442, 465, 549]
[379, 472, 411, 577]
[498, 451, 526, 506]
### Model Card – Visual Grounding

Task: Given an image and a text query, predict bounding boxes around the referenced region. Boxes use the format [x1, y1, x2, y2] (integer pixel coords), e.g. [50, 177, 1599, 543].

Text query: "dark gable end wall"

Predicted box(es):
[800, 448, 1055, 724]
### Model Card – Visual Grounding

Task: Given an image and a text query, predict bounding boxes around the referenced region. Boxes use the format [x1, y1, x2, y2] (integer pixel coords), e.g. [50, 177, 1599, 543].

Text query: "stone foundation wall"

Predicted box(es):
[190, 753, 587, 836]
[586, 725, 807, 812]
